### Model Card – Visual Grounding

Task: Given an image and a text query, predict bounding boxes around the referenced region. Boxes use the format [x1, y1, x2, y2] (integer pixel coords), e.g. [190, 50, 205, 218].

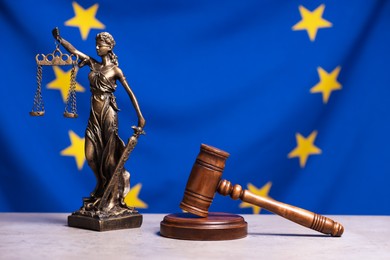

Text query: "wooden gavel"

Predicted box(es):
[180, 144, 344, 237]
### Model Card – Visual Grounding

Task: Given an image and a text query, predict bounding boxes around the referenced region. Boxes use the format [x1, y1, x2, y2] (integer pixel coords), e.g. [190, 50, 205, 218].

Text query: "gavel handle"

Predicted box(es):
[217, 180, 344, 237]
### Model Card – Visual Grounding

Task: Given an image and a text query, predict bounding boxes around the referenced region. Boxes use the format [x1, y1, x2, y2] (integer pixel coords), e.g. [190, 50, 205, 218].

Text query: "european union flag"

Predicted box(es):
[1, 0, 389, 215]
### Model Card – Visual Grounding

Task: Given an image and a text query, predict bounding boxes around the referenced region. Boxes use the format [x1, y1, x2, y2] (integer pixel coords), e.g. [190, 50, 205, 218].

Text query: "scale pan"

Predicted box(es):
[64, 112, 78, 118]
[29, 111, 45, 117]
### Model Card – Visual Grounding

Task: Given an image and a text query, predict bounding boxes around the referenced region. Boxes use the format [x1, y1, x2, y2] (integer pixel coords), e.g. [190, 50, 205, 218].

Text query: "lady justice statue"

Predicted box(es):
[52, 27, 146, 231]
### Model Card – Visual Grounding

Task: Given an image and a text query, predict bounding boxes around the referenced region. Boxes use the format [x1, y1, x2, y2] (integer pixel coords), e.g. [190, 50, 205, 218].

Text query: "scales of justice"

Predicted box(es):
[30, 28, 146, 231]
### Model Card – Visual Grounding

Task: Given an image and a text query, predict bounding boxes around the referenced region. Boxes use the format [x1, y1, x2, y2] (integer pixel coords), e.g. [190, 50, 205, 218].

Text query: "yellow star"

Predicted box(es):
[292, 4, 332, 41]
[124, 183, 148, 209]
[65, 2, 105, 40]
[60, 130, 85, 170]
[288, 131, 322, 168]
[239, 182, 272, 214]
[47, 66, 85, 102]
[310, 66, 342, 104]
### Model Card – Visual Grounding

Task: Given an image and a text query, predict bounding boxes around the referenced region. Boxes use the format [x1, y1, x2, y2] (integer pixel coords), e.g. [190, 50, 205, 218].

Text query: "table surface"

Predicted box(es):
[0, 213, 389, 259]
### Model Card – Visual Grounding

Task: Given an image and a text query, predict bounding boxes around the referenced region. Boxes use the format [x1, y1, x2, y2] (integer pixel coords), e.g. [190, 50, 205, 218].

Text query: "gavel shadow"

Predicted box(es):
[249, 232, 329, 238]
[156, 231, 328, 240]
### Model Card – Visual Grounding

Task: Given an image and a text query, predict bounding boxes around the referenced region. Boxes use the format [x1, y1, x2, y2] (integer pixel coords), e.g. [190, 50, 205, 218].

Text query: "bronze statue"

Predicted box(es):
[48, 27, 146, 231]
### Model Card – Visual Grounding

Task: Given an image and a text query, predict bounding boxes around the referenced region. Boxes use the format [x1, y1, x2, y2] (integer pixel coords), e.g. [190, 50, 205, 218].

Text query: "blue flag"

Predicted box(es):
[1, 0, 389, 215]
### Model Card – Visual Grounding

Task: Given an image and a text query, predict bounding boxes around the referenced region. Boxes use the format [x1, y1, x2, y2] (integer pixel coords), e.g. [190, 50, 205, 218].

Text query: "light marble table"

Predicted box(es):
[0, 214, 389, 259]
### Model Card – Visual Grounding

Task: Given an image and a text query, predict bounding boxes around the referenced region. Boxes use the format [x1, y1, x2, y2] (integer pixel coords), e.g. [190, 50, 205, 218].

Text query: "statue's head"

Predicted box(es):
[95, 32, 118, 65]
[96, 32, 116, 49]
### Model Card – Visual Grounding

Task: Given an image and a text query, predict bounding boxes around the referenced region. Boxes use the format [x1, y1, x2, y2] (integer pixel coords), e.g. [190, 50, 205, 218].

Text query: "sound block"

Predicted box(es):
[68, 213, 142, 231]
[160, 212, 247, 240]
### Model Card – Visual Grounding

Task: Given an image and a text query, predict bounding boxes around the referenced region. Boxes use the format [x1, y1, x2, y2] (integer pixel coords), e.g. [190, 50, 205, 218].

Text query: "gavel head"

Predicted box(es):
[180, 144, 230, 217]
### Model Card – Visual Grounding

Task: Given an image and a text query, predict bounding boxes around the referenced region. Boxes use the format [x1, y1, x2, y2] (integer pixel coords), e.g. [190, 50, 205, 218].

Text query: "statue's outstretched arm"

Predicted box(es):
[52, 27, 89, 61]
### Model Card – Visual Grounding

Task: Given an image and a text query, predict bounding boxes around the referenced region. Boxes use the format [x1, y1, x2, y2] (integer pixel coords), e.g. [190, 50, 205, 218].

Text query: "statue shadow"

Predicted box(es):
[2, 213, 67, 226]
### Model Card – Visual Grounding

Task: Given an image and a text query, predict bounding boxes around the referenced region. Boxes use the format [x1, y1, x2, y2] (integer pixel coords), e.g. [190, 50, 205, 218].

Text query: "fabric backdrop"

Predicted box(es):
[1, 0, 389, 215]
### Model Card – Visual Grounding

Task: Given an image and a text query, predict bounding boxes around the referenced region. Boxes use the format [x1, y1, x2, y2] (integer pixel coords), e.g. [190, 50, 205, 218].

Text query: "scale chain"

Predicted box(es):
[64, 64, 78, 118]
[30, 64, 45, 116]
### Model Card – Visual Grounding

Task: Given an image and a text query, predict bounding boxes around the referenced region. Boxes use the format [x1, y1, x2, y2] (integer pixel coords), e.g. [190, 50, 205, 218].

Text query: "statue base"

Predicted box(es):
[160, 212, 247, 240]
[68, 212, 142, 232]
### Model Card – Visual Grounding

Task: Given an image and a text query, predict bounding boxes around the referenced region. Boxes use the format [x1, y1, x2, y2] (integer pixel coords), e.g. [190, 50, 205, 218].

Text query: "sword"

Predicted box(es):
[98, 126, 145, 211]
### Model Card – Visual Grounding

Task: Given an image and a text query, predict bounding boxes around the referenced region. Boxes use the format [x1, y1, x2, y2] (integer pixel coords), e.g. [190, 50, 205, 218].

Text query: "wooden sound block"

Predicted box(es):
[160, 212, 247, 240]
